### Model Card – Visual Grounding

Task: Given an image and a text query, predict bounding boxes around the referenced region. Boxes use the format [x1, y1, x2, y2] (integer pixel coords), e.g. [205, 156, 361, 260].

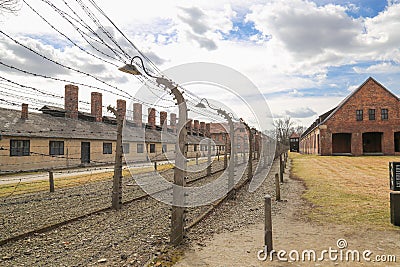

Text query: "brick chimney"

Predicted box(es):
[148, 108, 156, 129]
[65, 84, 79, 119]
[206, 123, 211, 138]
[200, 121, 206, 135]
[170, 113, 177, 133]
[117, 99, 126, 120]
[133, 103, 142, 127]
[91, 92, 102, 122]
[21, 103, 28, 120]
[193, 120, 199, 136]
[186, 119, 193, 135]
[160, 111, 167, 128]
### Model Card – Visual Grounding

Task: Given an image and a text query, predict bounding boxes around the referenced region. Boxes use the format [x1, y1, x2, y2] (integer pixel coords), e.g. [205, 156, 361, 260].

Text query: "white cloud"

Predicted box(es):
[353, 62, 400, 74]
[288, 89, 304, 97]
[285, 107, 317, 118]
[1, 0, 400, 128]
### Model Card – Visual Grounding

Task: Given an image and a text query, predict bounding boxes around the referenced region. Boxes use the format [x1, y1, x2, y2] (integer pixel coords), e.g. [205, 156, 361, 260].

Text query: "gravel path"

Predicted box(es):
[0, 157, 262, 266]
[0, 158, 226, 242]
[175, 158, 400, 267]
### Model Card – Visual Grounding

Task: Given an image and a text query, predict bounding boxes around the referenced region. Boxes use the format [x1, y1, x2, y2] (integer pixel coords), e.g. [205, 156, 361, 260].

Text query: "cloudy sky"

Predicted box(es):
[1, 0, 400, 129]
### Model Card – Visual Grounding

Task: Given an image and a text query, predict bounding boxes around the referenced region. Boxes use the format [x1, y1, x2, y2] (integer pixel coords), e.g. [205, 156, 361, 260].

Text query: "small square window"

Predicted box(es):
[137, 143, 144, 153]
[150, 144, 156, 153]
[162, 144, 167, 153]
[103, 143, 112, 154]
[368, 109, 375, 120]
[10, 140, 30, 157]
[122, 143, 130, 154]
[50, 141, 64, 155]
[356, 110, 363, 121]
[381, 109, 388, 120]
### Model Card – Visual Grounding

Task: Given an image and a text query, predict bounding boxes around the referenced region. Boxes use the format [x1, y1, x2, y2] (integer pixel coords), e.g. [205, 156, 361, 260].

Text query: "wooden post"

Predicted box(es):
[207, 138, 211, 176]
[279, 154, 284, 183]
[154, 161, 157, 171]
[49, 171, 54, 193]
[275, 173, 280, 201]
[283, 152, 287, 169]
[264, 195, 273, 252]
[196, 154, 199, 165]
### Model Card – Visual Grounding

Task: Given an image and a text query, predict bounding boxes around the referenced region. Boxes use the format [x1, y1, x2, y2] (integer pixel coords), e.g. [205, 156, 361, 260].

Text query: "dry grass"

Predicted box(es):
[290, 152, 398, 230]
[0, 171, 113, 198]
[0, 157, 214, 198]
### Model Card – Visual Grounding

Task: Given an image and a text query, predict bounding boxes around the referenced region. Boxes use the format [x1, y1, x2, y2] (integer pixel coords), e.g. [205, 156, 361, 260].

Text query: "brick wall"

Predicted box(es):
[303, 78, 400, 156]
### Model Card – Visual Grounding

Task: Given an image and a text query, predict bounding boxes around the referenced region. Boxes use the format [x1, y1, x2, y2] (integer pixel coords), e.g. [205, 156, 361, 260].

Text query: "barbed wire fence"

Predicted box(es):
[0, 0, 278, 265]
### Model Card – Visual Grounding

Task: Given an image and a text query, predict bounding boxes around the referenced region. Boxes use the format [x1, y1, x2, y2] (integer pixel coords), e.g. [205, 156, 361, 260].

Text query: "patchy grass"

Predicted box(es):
[290, 152, 398, 230]
[146, 247, 183, 267]
[0, 157, 215, 198]
[0, 171, 114, 198]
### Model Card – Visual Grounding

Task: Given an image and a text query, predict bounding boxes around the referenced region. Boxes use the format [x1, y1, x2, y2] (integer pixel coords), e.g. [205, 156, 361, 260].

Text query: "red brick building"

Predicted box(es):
[300, 77, 400, 156]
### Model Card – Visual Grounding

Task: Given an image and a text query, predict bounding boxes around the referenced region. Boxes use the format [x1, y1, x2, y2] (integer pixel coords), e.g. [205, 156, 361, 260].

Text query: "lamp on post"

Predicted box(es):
[195, 98, 235, 198]
[119, 57, 187, 246]
[240, 118, 253, 182]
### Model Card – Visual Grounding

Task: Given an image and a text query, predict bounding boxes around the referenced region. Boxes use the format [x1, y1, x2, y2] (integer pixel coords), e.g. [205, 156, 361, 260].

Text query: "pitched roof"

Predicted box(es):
[289, 132, 299, 139]
[320, 77, 398, 125]
[0, 107, 224, 145]
[301, 77, 399, 139]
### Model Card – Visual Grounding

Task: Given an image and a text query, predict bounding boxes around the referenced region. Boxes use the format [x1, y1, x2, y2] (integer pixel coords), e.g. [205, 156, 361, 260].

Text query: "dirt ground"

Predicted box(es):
[175, 160, 400, 267]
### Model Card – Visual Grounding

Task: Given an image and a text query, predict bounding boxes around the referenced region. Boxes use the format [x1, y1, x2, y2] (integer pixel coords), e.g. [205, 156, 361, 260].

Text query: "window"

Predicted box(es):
[103, 143, 112, 154]
[194, 144, 198, 151]
[150, 144, 156, 153]
[122, 143, 130, 154]
[368, 109, 375, 120]
[10, 140, 30, 157]
[381, 109, 388, 120]
[356, 110, 363, 121]
[240, 128, 245, 132]
[50, 141, 64, 155]
[162, 144, 167, 153]
[137, 143, 144, 153]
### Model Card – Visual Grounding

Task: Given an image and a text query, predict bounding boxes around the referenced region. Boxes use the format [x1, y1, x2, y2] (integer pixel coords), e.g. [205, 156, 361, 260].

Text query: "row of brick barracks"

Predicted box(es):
[0, 84, 264, 173]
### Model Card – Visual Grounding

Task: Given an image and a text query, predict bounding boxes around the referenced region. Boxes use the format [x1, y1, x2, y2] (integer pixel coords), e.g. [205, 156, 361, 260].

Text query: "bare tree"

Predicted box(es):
[296, 125, 306, 135]
[291, 125, 306, 136]
[273, 116, 294, 147]
[0, 0, 21, 15]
